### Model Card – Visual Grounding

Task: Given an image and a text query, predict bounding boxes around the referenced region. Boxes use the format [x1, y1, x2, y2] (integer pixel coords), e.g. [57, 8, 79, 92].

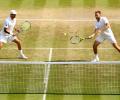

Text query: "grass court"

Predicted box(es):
[0, 0, 120, 100]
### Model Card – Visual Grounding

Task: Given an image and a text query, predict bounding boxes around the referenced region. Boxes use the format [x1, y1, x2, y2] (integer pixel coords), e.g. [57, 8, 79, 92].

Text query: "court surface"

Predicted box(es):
[0, 0, 120, 100]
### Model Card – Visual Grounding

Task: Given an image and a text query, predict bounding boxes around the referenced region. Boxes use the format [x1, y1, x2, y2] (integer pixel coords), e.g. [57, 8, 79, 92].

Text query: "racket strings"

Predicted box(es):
[70, 36, 89, 44]
[20, 21, 31, 32]
[70, 36, 80, 44]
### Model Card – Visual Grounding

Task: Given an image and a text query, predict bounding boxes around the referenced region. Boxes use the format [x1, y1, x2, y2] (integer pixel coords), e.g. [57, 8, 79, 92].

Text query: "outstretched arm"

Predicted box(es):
[88, 28, 101, 39]
[88, 23, 110, 39]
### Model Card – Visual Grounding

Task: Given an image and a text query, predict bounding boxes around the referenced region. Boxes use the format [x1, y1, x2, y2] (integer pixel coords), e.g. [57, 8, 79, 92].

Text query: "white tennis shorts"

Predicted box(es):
[96, 32, 117, 43]
[0, 33, 17, 43]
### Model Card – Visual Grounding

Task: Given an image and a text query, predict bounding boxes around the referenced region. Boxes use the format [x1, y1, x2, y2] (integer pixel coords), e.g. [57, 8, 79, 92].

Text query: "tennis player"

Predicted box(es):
[89, 10, 120, 62]
[0, 10, 28, 59]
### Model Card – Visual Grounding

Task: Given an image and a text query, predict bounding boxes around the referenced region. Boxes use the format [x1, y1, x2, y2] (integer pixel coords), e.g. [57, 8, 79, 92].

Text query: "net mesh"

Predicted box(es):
[0, 64, 45, 93]
[0, 61, 120, 94]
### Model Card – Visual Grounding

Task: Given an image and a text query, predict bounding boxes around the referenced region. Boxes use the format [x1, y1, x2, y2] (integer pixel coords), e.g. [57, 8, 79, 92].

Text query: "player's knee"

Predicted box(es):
[17, 40, 21, 44]
[93, 41, 100, 49]
[93, 43, 97, 49]
[0, 42, 3, 49]
[113, 43, 120, 50]
[15, 39, 21, 44]
[113, 43, 117, 47]
[17, 41, 21, 45]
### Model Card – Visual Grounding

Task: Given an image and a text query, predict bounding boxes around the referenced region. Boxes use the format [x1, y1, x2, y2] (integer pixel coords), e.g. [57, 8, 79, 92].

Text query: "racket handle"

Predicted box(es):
[85, 37, 91, 39]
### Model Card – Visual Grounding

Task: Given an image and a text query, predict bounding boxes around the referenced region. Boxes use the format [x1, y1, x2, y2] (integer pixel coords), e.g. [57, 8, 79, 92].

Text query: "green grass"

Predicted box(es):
[108, 0, 120, 8]
[47, 64, 120, 94]
[0, 63, 120, 95]
[47, 95, 120, 100]
[0, 18, 120, 100]
[0, 0, 120, 9]
[0, 94, 43, 100]
[83, 0, 96, 7]
[34, 0, 46, 8]
[0, 64, 45, 93]
[0, 94, 120, 100]
[0, 63, 120, 100]
[0, 0, 120, 100]
[1, 21, 119, 61]
[9, 0, 24, 9]
[59, 0, 72, 7]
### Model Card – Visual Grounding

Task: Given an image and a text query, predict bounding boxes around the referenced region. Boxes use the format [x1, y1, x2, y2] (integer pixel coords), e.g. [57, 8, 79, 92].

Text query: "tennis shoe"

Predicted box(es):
[18, 54, 28, 59]
[91, 57, 99, 62]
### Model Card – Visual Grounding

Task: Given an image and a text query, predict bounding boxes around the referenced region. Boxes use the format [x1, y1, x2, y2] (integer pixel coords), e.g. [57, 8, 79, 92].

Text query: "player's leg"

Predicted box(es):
[91, 34, 104, 62]
[12, 37, 28, 59]
[107, 33, 120, 53]
[12, 37, 21, 50]
[92, 40, 101, 62]
[0, 42, 3, 49]
[93, 40, 101, 54]
[112, 43, 120, 53]
[0, 34, 6, 49]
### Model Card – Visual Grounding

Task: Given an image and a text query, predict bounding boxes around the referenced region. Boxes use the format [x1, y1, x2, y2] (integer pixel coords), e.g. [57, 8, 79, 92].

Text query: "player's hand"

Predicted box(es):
[12, 34, 16, 37]
[96, 29, 101, 33]
[15, 28, 20, 33]
[88, 36, 93, 39]
[16, 29, 20, 33]
[12, 32, 17, 36]
[88, 34, 95, 39]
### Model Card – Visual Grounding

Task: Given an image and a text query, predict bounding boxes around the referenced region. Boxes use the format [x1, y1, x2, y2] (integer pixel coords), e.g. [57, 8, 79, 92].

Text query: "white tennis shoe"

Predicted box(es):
[91, 57, 100, 62]
[18, 54, 28, 59]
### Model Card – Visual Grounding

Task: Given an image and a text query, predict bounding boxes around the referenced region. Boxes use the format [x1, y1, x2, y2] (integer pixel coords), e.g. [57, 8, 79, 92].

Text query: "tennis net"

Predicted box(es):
[0, 61, 120, 95]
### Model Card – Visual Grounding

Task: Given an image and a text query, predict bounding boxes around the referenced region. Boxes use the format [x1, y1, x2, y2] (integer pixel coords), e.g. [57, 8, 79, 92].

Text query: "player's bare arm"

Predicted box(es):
[89, 23, 110, 39]
[14, 27, 20, 33]
[13, 27, 20, 36]
[88, 29, 101, 39]
[4, 27, 11, 34]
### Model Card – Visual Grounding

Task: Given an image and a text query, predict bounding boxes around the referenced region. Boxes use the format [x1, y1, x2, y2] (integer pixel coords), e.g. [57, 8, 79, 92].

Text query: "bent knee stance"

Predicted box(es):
[112, 43, 120, 53]
[0, 42, 3, 49]
[93, 41, 100, 48]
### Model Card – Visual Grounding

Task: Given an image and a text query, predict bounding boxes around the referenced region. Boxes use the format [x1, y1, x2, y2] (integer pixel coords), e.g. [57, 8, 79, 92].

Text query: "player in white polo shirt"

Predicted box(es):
[0, 10, 28, 59]
[89, 10, 120, 62]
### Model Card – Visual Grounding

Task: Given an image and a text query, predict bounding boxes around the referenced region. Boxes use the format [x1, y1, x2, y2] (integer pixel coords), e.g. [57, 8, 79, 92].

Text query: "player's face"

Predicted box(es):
[95, 13, 101, 21]
[10, 14, 16, 19]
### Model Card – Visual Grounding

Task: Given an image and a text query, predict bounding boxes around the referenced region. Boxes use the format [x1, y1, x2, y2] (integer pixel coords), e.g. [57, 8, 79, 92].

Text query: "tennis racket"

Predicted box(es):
[70, 35, 91, 44]
[17, 21, 31, 34]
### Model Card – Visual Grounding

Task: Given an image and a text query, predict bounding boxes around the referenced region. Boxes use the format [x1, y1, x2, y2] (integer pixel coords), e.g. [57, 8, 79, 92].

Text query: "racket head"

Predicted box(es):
[70, 36, 81, 44]
[20, 21, 31, 33]
[70, 36, 85, 44]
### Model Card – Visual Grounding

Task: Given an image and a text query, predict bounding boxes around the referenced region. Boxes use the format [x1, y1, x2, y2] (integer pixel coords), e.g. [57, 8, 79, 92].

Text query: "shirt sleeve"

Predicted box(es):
[95, 23, 98, 29]
[4, 20, 10, 28]
[103, 17, 109, 24]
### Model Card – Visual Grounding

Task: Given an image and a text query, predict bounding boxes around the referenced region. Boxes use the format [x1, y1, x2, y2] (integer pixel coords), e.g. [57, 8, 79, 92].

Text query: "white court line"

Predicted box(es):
[43, 48, 53, 100]
[2, 48, 114, 50]
[17, 19, 95, 22]
[16, 18, 120, 22]
[0, 18, 120, 22]
[0, 61, 120, 64]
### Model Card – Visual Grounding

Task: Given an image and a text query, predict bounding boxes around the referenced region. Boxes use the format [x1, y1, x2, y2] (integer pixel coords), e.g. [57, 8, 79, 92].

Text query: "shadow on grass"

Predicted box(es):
[46, 60, 90, 62]
[0, 58, 18, 60]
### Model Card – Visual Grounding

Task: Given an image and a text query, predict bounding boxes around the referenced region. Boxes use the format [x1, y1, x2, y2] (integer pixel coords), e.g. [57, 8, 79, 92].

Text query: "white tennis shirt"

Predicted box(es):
[95, 17, 113, 34]
[0, 17, 16, 35]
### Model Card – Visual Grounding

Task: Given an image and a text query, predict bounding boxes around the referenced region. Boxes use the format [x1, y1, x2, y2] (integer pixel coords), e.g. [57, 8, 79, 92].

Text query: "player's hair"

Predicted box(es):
[95, 10, 101, 14]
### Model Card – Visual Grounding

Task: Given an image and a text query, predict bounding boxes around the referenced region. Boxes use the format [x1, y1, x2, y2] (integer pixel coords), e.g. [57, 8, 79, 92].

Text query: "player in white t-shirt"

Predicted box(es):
[89, 11, 120, 62]
[0, 10, 28, 59]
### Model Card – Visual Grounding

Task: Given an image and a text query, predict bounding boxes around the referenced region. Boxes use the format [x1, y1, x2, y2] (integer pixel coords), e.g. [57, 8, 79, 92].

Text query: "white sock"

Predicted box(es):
[19, 50, 24, 55]
[95, 54, 99, 59]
